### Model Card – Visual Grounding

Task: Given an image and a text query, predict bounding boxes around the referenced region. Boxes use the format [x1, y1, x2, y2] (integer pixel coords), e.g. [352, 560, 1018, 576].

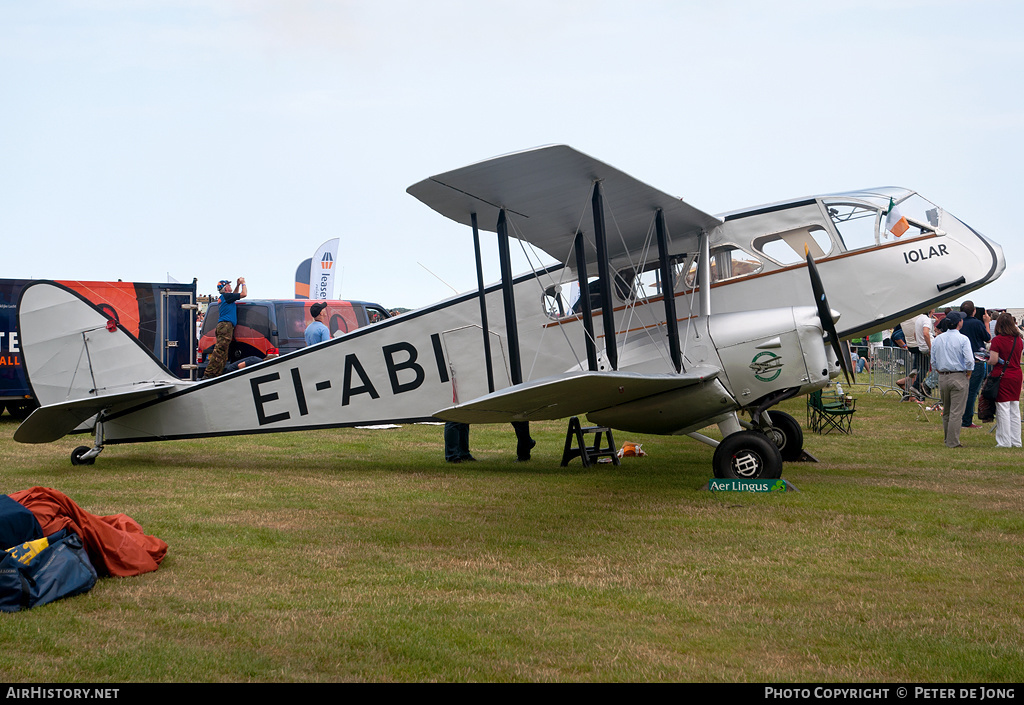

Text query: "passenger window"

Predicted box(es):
[235, 304, 272, 334]
[276, 305, 306, 340]
[754, 225, 832, 264]
[201, 305, 218, 336]
[685, 246, 763, 286]
[543, 284, 572, 319]
[365, 306, 388, 325]
[542, 279, 601, 320]
[614, 255, 691, 302]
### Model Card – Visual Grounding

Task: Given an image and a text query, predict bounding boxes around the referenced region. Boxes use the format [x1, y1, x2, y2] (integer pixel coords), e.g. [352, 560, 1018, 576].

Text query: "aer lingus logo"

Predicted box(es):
[750, 351, 783, 382]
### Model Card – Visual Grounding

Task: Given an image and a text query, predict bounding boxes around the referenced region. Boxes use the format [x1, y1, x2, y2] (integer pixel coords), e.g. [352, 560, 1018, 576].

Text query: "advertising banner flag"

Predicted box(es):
[294, 259, 312, 299]
[309, 239, 339, 300]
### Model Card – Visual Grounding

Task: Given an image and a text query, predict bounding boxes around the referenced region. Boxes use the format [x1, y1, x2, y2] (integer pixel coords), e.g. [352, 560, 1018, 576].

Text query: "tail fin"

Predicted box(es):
[18, 281, 182, 408]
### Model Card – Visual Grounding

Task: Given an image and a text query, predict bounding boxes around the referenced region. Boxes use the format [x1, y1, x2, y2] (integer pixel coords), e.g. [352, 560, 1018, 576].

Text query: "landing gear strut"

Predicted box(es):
[761, 410, 804, 462]
[70, 417, 105, 467]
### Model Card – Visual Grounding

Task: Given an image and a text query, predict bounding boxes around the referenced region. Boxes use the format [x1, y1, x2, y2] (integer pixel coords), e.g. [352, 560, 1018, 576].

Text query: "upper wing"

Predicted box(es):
[406, 145, 722, 266]
[434, 368, 719, 424]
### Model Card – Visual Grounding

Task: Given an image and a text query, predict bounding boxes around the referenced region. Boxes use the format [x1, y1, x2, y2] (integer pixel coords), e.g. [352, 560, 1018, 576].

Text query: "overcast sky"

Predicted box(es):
[1, 0, 1021, 312]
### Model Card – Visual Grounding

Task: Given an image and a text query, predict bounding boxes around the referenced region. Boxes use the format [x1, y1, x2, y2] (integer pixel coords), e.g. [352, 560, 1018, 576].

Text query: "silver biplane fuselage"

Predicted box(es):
[14, 146, 1003, 478]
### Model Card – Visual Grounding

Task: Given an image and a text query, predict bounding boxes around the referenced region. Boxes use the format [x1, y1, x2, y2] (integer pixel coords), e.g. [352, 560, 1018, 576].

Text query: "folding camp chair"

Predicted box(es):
[806, 389, 856, 434]
[910, 397, 938, 423]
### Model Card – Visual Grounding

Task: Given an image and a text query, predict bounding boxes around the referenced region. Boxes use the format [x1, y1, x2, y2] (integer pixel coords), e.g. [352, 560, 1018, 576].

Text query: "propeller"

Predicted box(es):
[805, 246, 853, 385]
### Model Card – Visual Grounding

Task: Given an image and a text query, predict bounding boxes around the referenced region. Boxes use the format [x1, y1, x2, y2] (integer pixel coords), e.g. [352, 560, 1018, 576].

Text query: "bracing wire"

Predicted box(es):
[505, 214, 585, 377]
[603, 203, 673, 370]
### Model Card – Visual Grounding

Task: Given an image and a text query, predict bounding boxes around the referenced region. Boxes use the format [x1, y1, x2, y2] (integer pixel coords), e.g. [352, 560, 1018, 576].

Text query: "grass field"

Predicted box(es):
[1, 384, 1023, 682]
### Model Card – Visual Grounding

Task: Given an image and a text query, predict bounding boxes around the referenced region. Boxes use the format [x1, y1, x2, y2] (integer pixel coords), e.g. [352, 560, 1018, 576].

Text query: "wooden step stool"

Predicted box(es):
[560, 416, 620, 467]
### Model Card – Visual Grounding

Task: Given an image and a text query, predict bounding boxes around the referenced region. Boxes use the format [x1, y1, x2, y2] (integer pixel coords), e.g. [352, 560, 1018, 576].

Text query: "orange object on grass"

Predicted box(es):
[8, 487, 167, 577]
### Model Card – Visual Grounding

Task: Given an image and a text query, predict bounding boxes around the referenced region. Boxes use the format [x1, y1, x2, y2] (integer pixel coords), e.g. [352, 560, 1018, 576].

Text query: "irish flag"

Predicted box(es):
[886, 197, 909, 238]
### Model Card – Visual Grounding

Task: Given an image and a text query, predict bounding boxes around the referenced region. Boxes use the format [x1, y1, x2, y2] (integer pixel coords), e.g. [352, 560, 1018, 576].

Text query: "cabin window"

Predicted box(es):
[544, 281, 592, 319]
[613, 255, 692, 302]
[543, 278, 603, 320]
[753, 225, 832, 264]
[543, 285, 566, 319]
[684, 246, 763, 287]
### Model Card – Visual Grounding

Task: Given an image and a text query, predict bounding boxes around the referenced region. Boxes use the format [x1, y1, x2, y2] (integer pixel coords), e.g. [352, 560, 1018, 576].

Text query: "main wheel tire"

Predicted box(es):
[70, 446, 95, 466]
[762, 410, 804, 462]
[712, 430, 783, 479]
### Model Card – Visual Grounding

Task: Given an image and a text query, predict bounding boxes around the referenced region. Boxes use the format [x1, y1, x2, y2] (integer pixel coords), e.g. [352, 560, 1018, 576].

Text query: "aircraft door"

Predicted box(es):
[441, 326, 511, 405]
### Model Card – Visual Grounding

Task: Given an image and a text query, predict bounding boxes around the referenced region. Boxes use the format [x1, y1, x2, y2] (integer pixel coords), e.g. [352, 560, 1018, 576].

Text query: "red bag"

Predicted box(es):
[978, 394, 995, 423]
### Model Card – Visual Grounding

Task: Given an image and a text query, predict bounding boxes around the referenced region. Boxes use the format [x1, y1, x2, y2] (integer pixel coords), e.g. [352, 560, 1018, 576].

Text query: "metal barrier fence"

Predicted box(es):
[866, 346, 915, 396]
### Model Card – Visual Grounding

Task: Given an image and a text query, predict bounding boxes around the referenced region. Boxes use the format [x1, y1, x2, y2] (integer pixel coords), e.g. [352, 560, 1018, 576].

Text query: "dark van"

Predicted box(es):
[198, 299, 390, 368]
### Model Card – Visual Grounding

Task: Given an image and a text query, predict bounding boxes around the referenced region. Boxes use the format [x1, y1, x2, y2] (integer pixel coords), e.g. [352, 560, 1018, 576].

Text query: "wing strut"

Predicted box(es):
[592, 182, 618, 370]
[573, 231, 599, 371]
[471, 212, 496, 393]
[699, 230, 712, 318]
[496, 209, 523, 385]
[655, 209, 682, 373]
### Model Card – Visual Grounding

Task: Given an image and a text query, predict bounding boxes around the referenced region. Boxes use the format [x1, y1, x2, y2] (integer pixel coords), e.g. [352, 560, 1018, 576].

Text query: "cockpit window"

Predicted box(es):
[826, 196, 939, 250]
[888, 194, 941, 236]
[753, 225, 832, 264]
[826, 202, 880, 250]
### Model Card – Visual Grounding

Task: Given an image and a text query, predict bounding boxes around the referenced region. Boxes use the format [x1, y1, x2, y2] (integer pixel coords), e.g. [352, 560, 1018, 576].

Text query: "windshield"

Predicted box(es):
[823, 189, 941, 251]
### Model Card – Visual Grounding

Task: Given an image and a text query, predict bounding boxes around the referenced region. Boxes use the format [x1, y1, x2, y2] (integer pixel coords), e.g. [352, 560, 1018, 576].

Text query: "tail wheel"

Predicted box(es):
[712, 430, 783, 479]
[762, 410, 804, 462]
[70, 446, 95, 466]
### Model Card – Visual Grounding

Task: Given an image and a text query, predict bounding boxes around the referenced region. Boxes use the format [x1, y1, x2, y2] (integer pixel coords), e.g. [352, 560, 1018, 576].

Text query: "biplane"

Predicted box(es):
[13, 146, 1004, 479]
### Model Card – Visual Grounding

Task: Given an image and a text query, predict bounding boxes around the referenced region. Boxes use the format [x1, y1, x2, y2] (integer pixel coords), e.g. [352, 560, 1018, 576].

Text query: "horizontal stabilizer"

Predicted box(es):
[14, 382, 176, 444]
[434, 368, 718, 424]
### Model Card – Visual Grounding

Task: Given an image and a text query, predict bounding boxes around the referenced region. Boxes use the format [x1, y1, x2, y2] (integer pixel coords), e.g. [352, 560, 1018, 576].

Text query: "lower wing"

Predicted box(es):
[434, 368, 720, 424]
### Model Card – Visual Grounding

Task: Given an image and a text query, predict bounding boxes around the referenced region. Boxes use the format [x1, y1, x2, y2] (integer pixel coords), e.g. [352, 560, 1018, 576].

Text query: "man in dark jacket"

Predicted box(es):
[959, 300, 990, 428]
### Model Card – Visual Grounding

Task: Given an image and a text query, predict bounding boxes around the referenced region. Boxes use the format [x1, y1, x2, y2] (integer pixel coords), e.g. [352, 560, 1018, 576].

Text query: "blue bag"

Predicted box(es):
[0, 529, 98, 612]
[0, 495, 43, 549]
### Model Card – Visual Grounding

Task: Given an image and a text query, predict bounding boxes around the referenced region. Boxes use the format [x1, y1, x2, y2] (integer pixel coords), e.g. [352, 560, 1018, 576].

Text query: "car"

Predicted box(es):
[198, 298, 390, 369]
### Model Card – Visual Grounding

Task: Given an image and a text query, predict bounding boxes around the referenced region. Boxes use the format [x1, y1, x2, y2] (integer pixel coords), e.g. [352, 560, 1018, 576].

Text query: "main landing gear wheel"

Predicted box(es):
[712, 430, 783, 479]
[762, 410, 804, 462]
[70, 446, 96, 466]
